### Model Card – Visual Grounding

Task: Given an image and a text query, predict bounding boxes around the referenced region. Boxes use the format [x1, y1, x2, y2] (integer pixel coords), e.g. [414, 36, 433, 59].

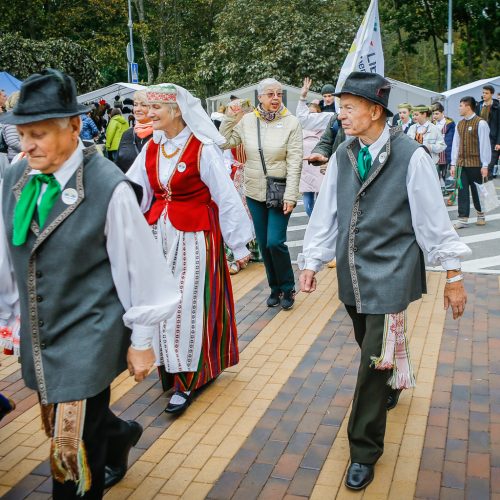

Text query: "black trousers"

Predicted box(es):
[457, 166, 483, 218]
[52, 387, 130, 500]
[488, 144, 499, 178]
[345, 305, 392, 464]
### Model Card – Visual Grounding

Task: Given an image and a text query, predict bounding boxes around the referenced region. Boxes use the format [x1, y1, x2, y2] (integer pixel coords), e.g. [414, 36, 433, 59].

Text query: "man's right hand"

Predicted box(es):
[450, 165, 455, 177]
[299, 270, 317, 293]
[304, 153, 328, 164]
[127, 347, 155, 382]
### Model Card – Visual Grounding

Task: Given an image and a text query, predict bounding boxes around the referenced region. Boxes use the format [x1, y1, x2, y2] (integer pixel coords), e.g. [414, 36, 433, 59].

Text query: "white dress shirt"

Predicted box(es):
[296, 99, 336, 131]
[451, 113, 492, 167]
[298, 125, 472, 273]
[127, 127, 253, 260]
[0, 143, 180, 348]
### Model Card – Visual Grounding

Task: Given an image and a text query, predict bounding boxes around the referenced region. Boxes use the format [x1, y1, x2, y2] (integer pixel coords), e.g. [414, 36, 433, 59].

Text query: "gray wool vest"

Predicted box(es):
[2, 147, 134, 404]
[335, 127, 427, 314]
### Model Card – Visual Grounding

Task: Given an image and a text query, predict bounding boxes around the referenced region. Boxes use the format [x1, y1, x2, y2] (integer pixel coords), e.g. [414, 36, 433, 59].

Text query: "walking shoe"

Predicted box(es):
[345, 462, 374, 490]
[387, 388, 403, 411]
[476, 212, 486, 226]
[165, 391, 192, 415]
[266, 291, 281, 308]
[104, 420, 143, 488]
[453, 218, 468, 230]
[280, 290, 295, 310]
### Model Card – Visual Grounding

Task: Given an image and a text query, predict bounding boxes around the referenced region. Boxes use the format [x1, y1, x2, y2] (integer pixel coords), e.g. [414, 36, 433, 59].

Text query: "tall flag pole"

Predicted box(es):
[335, 0, 384, 96]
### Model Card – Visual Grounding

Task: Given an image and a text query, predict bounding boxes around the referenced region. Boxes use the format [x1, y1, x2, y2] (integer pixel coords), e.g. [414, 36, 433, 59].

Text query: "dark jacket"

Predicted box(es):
[116, 128, 153, 173]
[310, 116, 346, 162]
[476, 98, 500, 145]
[319, 100, 336, 113]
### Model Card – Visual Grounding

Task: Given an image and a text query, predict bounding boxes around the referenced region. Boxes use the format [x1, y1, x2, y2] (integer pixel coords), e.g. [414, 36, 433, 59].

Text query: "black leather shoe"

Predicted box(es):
[280, 290, 295, 310]
[104, 420, 143, 488]
[266, 291, 281, 307]
[387, 388, 403, 411]
[165, 391, 192, 415]
[345, 462, 374, 490]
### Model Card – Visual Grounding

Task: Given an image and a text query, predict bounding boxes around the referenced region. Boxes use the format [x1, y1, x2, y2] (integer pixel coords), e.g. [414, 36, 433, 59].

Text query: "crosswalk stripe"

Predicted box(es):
[459, 231, 500, 244]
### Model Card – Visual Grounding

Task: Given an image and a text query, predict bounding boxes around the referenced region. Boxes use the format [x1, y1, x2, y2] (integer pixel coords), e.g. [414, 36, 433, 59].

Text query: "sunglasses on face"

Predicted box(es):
[263, 92, 283, 98]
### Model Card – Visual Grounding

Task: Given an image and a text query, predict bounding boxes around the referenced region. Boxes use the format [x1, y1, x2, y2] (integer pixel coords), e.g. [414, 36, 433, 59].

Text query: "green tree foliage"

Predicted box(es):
[0, 34, 101, 93]
[197, 0, 359, 95]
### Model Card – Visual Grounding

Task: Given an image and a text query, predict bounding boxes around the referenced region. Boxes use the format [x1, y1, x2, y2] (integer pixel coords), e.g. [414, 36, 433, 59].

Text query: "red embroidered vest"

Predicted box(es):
[144, 135, 213, 231]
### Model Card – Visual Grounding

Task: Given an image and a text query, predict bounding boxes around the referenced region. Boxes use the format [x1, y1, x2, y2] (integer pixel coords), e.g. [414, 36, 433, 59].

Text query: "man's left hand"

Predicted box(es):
[444, 281, 467, 320]
[283, 202, 295, 214]
[481, 166, 489, 178]
[127, 347, 155, 382]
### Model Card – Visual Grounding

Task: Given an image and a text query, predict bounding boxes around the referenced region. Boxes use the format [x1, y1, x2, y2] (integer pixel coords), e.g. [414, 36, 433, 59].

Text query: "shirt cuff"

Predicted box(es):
[297, 254, 324, 272]
[441, 258, 462, 271]
[131, 324, 156, 348]
[232, 246, 251, 261]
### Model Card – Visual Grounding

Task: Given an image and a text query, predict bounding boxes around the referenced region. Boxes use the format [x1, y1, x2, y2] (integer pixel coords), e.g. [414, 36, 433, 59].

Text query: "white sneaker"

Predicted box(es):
[453, 218, 468, 229]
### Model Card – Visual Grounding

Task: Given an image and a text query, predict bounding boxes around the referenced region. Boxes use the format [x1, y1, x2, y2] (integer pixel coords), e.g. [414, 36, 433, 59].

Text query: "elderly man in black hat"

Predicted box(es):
[0, 69, 179, 499]
[298, 72, 471, 490]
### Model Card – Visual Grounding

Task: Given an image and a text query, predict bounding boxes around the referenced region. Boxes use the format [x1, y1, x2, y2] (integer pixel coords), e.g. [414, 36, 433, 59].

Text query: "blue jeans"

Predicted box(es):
[302, 192, 318, 217]
[246, 197, 295, 293]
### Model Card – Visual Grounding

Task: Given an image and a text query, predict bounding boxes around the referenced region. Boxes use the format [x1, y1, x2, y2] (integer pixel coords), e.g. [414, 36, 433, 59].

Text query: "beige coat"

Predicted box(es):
[220, 109, 303, 204]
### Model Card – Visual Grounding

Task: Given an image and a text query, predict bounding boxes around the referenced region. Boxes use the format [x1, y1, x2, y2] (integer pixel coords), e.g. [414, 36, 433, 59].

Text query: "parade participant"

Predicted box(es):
[298, 72, 471, 491]
[475, 84, 500, 179]
[116, 90, 154, 173]
[319, 83, 336, 112]
[128, 83, 253, 414]
[220, 78, 302, 310]
[394, 103, 413, 133]
[450, 96, 491, 229]
[0, 69, 180, 498]
[105, 108, 128, 163]
[432, 102, 456, 194]
[407, 105, 446, 166]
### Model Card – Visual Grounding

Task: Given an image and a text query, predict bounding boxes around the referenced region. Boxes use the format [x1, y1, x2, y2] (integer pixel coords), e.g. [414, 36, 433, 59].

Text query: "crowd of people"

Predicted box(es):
[0, 68, 498, 498]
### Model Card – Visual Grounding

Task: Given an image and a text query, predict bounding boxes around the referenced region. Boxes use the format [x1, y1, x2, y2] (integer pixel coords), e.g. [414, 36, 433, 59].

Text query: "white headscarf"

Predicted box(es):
[147, 83, 226, 146]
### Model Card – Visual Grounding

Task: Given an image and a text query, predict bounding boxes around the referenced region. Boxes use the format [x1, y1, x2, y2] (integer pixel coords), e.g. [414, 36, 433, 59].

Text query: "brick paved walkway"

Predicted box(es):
[0, 265, 498, 499]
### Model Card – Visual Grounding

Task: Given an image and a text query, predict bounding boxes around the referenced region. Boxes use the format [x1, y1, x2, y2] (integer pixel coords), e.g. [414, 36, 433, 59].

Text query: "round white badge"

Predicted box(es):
[468, 126, 473, 131]
[61, 188, 78, 205]
[177, 162, 187, 173]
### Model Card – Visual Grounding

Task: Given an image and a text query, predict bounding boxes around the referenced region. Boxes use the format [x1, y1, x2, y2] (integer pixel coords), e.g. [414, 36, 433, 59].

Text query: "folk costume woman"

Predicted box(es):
[128, 84, 253, 414]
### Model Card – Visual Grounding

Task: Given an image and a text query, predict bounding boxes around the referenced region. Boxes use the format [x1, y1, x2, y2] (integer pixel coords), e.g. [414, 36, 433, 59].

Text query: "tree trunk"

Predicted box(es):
[422, 0, 442, 89]
[132, 0, 154, 84]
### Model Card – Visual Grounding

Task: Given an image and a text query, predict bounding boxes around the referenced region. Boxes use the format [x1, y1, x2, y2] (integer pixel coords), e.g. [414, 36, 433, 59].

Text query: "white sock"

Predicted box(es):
[170, 391, 191, 405]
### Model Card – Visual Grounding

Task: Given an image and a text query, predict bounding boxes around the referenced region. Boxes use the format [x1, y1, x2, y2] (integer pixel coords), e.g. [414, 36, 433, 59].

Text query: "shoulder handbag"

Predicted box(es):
[256, 116, 286, 208]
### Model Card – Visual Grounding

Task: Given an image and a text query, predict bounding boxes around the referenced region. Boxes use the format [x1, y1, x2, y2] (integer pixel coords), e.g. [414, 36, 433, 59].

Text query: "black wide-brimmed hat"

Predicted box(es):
[0, 69, 91, 125]
[334, 72, 393, 117]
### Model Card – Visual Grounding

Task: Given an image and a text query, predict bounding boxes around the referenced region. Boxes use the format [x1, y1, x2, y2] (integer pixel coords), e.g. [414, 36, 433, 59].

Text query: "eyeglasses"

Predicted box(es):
[263, 92, 283, 99]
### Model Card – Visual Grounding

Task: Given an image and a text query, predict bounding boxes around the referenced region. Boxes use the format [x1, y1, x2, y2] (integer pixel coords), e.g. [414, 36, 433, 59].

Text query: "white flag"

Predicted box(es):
[335, 0, 384, 95]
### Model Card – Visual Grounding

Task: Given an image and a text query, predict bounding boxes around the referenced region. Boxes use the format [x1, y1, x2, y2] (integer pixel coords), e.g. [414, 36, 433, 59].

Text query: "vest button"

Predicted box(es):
[360, 191, 366, 197]
[36, 271, 42, 278]
[358, 210, 363, 216]
[38, 320, 44, 327]
[353, 246, 358, 252]
[355, 228, 359, 234]
[37, 295, 43, 302]
[40, 342, 46, 350]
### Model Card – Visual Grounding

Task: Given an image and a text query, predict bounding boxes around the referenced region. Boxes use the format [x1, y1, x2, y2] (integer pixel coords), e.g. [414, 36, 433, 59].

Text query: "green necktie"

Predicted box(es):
[357, 146, 372, 182]
[13, 174, 61, 246]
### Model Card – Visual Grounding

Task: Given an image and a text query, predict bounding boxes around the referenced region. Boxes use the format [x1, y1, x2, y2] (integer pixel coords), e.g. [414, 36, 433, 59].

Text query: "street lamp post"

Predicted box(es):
[127, 0, 135, 83]
[446, 0, 453, 90]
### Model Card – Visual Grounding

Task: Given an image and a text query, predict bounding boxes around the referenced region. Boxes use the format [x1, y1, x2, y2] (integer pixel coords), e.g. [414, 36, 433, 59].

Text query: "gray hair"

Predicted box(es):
[133, 90, 148, 103]
[55, 117, 71, 129]
[5, 91, 20, 111]
[257, 78, 282, 96]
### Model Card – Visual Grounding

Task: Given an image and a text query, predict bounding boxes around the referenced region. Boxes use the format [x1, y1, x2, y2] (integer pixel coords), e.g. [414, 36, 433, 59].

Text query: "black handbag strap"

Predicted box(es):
[256, 116, 268, 177]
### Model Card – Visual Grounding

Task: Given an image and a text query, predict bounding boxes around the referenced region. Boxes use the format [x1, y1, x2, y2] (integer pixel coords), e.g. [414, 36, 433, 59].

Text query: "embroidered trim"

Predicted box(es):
[347, 199, 362, 311]
[187, 233, 201, 369]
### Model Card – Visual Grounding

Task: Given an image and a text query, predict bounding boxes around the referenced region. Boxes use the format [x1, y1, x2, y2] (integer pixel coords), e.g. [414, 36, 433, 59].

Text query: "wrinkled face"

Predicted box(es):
[433, 110, 444, 122]
[338, 94, 380, 137]
[17, 117, 80, 173]
[322, 93, 334, 106]
[133, 99, 150, 123]
[147, 102, 181, 131]
[258, 86, 283, 112]
[482, 89, 493, 102]
[412, 111, 428, 125]
[399, 108, 410, 123]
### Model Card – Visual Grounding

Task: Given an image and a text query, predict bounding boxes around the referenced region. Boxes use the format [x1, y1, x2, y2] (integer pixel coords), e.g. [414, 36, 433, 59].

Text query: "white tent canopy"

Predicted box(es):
[77, 82, 146, 105]
[206, 83, 323, 115]
[386, 78, 444, 115]
[206, 79, 443, 117]
[441, 76, 500, 122]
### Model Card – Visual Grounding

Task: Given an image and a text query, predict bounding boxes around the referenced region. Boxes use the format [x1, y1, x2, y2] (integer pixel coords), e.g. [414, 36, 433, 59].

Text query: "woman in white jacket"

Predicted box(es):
[407, 105, 446, 165]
